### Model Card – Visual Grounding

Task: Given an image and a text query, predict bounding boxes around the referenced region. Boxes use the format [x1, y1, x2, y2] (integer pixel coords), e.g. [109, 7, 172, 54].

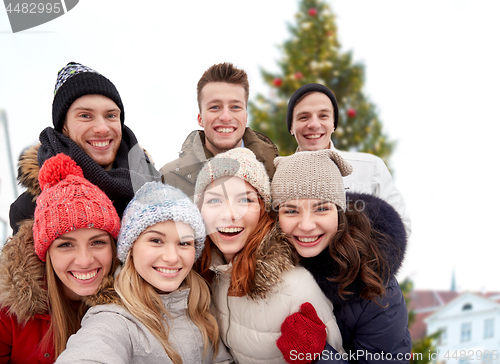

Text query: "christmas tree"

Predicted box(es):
[249, 0, 394, 164]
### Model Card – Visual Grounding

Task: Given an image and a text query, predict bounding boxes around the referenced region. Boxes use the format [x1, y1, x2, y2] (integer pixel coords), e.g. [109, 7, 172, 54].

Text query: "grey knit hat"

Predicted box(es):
[194, 148, 272, 209]
[271, 150, 353, 211]
[117, 182, 205, 262]
[52, 62, 124, 132]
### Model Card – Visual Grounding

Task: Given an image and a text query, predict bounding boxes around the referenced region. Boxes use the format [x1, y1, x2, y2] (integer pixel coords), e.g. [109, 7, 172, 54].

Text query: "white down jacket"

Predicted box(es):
[209, 225, 344, 364]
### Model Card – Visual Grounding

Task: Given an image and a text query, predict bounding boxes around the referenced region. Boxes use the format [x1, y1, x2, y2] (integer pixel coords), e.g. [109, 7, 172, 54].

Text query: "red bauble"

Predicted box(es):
[273, 78, 283, 87]
[308, 8, 318, 16]
[347, 108, 356, 117]
[294, 72, 303, 80]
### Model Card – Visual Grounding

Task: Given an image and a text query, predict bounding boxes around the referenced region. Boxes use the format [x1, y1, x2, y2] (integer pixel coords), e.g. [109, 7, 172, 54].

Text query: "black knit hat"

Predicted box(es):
[286, 83, 339, 134]
[52, 62, 125, 132]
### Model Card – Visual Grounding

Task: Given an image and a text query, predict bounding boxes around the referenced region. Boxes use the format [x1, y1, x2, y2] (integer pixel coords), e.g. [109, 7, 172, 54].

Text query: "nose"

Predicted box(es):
[220, 200, 238, 223]
[218, 107, 232, 123]
[93, 116, 110, 134]
[161, 243, 179, 264]
[298, 212, 316, 232]
[306, 115, 321, 129]
[74, 247, 95, 268]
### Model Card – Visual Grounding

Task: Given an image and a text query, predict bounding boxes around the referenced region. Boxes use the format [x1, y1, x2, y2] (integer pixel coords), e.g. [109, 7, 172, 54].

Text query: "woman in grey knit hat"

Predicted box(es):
[56, 182, 232, 364]
[272, 149, 411, 364]
[194, 148, 343, 364]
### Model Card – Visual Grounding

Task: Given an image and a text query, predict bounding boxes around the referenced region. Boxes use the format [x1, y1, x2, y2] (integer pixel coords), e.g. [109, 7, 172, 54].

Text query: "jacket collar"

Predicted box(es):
[210, 222, 295, 300]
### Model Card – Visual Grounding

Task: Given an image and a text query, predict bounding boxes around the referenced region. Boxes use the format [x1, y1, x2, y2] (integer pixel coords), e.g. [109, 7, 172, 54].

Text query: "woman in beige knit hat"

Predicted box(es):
[194, 148, 344, 364]
[272, 149, 411, 364]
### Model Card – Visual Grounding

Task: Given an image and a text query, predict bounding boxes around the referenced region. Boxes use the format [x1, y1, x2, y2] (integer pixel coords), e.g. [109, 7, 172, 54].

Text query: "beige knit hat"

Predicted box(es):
[271, 150, 353, 211]
[194, 148, 272, 209]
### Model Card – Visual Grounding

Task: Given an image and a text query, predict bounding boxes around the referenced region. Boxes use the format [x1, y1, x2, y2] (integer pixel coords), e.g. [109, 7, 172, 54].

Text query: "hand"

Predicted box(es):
[277, 302, 327, 364]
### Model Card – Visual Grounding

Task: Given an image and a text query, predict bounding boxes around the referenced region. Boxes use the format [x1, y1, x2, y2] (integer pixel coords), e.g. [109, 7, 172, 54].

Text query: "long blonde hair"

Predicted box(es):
[114, 252, 220, 364]
[42, 236, 118, 358]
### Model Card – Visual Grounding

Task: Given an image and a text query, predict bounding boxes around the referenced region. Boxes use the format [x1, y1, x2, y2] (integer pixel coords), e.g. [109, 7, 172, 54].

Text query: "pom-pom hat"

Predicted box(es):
[194, 148, 272, 209]
[271, 149, 353, 211]
[33, 154, 121, 262]
[117, 182, 206, 263]
[52, 62, 124, 132]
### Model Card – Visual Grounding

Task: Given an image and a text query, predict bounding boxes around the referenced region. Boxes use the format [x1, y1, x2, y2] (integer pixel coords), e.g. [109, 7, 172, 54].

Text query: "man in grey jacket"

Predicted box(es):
[160, 63, 279, 199]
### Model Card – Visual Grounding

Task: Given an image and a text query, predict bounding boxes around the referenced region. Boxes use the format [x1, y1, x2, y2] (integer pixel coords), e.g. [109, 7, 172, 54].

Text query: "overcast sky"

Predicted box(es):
[1, 0, 499, 292]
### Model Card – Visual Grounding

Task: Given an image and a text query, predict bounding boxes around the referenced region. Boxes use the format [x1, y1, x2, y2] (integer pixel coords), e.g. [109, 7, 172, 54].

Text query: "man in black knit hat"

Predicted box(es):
[9, 62, 159, 234]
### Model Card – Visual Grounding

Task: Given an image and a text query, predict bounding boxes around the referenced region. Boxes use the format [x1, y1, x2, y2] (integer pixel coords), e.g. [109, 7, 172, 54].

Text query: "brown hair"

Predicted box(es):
[195, 197, 274, 297]
[325, 205, 390, 301]
[42, 235, 118, 358]
[197, 62, 249, 111]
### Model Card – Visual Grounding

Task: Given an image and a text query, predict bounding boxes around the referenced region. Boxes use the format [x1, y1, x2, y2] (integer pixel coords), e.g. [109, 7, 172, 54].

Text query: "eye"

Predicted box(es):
[91, 239, 108, 246]
[179, 240, 194, 247]
[209, 105, 220, 110]
[239, 197, 255, 203]
[79, 113, 91, 119]
[107, 113, 118, 119]
[281, 208, 298, 214]
[316, 207, 330, 212]
[206, 198, 222, 204]
[231, 105, 242, 110]
[150, 238, 163, 244]
[57, 242, 73, 248]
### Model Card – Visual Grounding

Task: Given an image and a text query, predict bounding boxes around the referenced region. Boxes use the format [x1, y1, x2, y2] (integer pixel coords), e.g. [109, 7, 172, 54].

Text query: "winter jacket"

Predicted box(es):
[305, 193, 411, 364]
[330, 144, 411, 237]
[210, 224, 344, 364]
[56, 288, 232, 364]
[9, 126, 159, 235]
[0, 220, 55, 363]
[160, 128, 279, 199]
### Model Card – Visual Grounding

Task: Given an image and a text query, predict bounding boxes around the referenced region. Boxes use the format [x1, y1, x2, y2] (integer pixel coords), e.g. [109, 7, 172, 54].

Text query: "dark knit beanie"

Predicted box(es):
[286, 83, 339, 134]
[52, 62, 125, 132]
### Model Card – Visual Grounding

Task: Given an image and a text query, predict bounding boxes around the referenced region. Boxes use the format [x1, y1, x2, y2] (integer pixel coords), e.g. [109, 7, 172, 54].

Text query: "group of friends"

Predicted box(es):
[0, 61, 412, 363]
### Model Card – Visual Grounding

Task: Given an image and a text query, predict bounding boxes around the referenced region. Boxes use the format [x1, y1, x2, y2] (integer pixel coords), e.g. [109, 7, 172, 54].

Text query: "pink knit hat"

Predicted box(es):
[33, 153, 120, 262]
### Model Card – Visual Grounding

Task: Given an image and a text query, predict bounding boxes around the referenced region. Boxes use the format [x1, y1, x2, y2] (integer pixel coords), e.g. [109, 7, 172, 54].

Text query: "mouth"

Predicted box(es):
[154, 267, 181, 274]
[215, 127, 236, 134]
[304, 134, 323, 140]
[217, 227, 244, 237]
[294, 234, 324, 246]
[88, 140, 111, 148]
[70, 268, 100, 281]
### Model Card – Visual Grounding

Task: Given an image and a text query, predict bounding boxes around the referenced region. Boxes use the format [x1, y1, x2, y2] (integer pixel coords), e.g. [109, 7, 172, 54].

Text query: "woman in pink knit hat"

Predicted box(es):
[0, 153, 120, 363]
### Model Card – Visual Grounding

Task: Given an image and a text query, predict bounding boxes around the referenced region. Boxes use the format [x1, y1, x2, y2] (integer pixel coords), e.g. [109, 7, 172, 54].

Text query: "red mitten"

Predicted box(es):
[277, 302, 327, 364]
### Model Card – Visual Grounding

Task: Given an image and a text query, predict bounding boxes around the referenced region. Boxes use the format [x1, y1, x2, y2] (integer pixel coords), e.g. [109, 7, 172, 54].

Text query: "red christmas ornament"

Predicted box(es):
[294, 72, 303, 80]
[347, 108, 356, 117]
[308, 8, 318, 16]
[273, 78, 283, 87]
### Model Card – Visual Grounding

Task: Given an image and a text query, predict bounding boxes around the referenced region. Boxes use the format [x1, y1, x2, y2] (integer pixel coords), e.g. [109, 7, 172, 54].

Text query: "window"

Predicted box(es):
[462, 303, 473, 311]
[461, 322, 472, 342]
[484, 318, 494, 339]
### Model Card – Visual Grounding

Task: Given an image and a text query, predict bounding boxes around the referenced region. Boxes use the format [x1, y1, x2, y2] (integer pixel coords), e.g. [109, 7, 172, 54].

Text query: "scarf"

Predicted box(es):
[38, 126, 160, 217]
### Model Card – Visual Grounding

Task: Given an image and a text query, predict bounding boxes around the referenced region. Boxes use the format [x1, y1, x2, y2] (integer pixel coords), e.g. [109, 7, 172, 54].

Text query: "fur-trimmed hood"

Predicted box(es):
[211, 222, 295, 300]
[17, 144, 42, 199]
[0, 219, 48, 323]
[302, 192, 408, 305]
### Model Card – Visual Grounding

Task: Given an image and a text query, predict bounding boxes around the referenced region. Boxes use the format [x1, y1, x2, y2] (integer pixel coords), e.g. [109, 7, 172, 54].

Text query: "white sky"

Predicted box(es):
[1, 0, 499, 292]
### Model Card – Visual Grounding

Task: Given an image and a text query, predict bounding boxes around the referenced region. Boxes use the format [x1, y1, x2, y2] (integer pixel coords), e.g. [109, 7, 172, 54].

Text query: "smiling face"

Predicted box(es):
[131, 220, 196, 293]
[291, 92, 335, 151]
[197, 82, 247, 156]
[62, 94, 122, 171]
[278, 199, 339, 258]
[48, 228, 114, 301]
[200, 176, 261, 263]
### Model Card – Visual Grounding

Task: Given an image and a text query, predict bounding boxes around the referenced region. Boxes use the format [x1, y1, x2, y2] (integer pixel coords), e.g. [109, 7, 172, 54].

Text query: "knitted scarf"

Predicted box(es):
[38, 126, 160, 217]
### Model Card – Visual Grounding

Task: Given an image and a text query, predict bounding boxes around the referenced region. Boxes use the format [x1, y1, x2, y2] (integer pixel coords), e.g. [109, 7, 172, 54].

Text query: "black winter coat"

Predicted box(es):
[309, 193, 411, 364]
